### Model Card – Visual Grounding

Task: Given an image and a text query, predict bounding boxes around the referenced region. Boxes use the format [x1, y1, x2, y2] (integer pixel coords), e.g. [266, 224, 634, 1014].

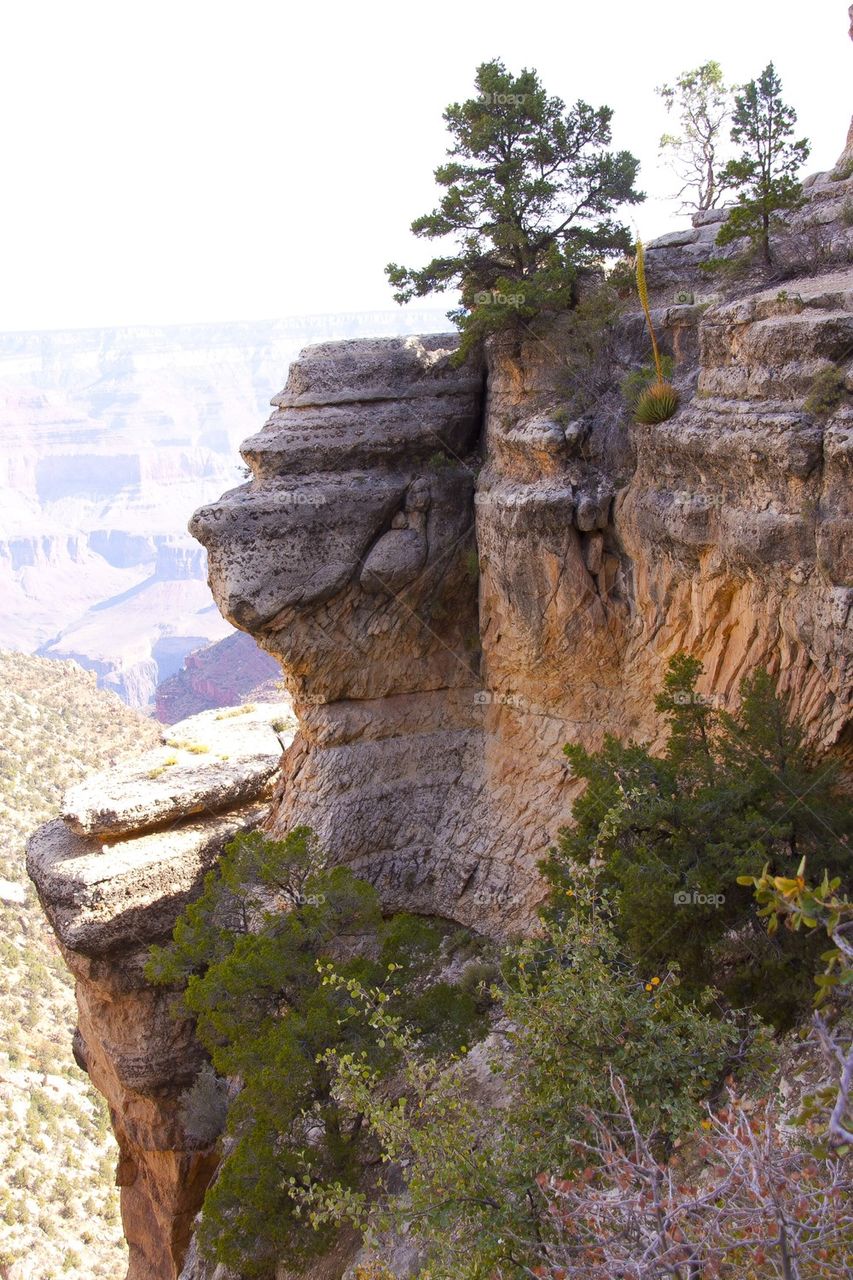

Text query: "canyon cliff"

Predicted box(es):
[28, 103, 853, 1280]
[191, 244, 853, 943]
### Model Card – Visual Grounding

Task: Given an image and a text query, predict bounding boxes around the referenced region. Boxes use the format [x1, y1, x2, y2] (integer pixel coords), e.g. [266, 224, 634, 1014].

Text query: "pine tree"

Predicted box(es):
[386, 60, 643, 356]
[716, 63, 810, 266]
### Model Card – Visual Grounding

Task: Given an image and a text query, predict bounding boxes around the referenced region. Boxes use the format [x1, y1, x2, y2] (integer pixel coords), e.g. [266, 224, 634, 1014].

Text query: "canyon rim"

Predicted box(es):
[26, 25, 853, 1280]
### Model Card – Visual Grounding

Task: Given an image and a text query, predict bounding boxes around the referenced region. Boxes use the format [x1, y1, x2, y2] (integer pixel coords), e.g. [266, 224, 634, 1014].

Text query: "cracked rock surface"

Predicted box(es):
[27, 703, 294, 1280]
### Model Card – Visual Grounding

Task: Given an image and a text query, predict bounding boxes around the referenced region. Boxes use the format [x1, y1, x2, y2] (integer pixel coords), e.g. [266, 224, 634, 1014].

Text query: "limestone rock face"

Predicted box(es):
[646, 157, 853, 295]
[27, 705, 295, 1280]
[61, 703, 291, 837]
[189, 251, 852, 945]
[30, 151, 853, 1280]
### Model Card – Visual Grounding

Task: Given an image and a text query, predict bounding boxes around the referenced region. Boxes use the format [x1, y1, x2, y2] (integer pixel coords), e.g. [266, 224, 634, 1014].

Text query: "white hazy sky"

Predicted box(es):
[0, 0, 849, 332]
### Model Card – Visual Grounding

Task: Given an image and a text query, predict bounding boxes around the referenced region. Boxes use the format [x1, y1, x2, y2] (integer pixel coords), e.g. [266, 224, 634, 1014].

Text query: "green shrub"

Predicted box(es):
[621, 355, 675, 413]
[544, 655, 853, 1027]
[148, 827, 492, 1278]
[634, 380, 680, 424]
[629, 240, 680, 425]
[804, 364, 847, 416]
[298, 883, 738, 1280]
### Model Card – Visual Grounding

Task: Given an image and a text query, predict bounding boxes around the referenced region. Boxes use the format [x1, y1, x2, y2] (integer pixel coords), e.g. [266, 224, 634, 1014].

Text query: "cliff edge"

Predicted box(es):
[27, 90, 853, 1280]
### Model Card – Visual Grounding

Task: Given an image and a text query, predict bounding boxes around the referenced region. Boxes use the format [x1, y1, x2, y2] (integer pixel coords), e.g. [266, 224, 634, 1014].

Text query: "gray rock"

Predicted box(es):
[648, 227, 700, 249]
[361, 477, 430, 594]
[575, 488, 612, 532]
[27, 805, 266, 957]
[61, 703, 293, 837]
[692, 206, 729, 227]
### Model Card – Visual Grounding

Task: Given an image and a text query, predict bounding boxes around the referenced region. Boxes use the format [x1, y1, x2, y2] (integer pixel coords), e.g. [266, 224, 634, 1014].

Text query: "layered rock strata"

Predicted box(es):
[191, 264, 852, 941]
[27, 704, 294, 1280]
[29, 131, 853, 1280]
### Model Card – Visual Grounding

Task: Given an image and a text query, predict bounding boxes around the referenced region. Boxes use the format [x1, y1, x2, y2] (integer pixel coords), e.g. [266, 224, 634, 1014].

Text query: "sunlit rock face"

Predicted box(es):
[191, 271, 853, 943]
[28, 118, 853, 1280]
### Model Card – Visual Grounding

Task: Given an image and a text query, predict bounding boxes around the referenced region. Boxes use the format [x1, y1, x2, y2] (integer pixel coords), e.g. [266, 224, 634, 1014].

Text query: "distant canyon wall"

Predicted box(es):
[1, 312, 445, 704]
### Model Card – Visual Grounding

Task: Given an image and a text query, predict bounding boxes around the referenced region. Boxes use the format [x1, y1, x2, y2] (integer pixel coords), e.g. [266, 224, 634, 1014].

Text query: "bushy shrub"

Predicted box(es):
[621, 355, 676, 413]
[804, 364, 847, 416]
[147, 827, 492, 1278]
[298, 882, 738, 1280]
[634, 379, 680, 424]
[544, 655, 853, 1027]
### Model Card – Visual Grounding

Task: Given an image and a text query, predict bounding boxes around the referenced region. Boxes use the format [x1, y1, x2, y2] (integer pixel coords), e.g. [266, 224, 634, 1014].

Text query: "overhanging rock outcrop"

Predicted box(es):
[27, 702, 294, 1280]
[27, 84, 853, 1280]
[191, 269, 852, 943]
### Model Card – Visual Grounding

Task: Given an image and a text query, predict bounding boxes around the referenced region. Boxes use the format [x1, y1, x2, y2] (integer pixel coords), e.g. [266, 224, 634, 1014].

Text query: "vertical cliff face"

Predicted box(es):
[28, 88, 853, 1280]
[191, 201, 852, 940]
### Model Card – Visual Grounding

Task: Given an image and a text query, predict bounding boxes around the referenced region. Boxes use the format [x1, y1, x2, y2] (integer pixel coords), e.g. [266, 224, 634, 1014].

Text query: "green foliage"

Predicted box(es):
[804, 364, 847, 416]
[739, 862, 853, 1152]
[148, 828, 491, 1277]
[630, 239, 680, 425]
[634, 380, 680, 424]
[832, 155, 853, 182]
[386, 59, 643, 358]
[657, 61, 733, 211]
[554, 279, 626, 414]
[739, 861, 851, 1004]
[716, 63, 810, 266]
[620, 355, 676, 411]
[299, 882, 736, 1280]
[544, 655, 852, 1027]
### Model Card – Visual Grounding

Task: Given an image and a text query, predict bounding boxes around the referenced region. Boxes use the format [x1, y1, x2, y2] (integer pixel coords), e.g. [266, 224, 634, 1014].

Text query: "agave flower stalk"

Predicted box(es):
[633, 239, 680, 425]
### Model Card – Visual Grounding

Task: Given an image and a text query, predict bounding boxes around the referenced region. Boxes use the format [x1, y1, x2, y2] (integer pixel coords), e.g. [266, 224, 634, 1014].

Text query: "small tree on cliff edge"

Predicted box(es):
[386, 60, 643, 358]
[716, 62, 810, 266]
[656, 60, 733, 212]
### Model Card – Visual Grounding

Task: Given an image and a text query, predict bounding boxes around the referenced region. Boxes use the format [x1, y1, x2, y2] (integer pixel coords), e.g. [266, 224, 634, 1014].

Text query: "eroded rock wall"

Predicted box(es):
[192, 249, 852, 941]
[27, 705, 294, 1280]
[29, 129, 853, 1280]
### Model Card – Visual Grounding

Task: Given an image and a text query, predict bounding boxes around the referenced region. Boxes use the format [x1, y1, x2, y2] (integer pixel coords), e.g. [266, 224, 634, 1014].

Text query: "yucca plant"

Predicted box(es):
[632, 239, 679, 425]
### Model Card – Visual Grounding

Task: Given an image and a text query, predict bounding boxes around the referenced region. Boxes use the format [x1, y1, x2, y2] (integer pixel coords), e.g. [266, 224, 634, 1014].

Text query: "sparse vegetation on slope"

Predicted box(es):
[0, 651, 159, 1280]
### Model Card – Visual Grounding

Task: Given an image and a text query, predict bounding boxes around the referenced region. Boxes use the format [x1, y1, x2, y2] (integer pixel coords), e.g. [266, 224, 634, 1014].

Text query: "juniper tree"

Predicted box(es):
[544, 656, 852, 1027]
[716, 62, 810, 266]
[387, 59, 643, 356]
[146, 827, 492, 1278]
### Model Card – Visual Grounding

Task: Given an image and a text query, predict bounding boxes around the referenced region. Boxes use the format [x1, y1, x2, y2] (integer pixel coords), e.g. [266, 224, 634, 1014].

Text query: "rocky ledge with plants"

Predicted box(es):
[27, 26, 853, 1280]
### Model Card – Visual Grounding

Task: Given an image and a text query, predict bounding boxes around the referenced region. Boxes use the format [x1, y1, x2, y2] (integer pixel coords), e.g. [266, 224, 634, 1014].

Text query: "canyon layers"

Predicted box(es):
[29, 95, 853, 1280]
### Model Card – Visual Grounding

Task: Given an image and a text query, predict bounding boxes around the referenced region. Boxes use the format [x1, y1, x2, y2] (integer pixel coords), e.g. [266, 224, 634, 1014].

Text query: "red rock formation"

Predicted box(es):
[155, 631, 283, 724]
